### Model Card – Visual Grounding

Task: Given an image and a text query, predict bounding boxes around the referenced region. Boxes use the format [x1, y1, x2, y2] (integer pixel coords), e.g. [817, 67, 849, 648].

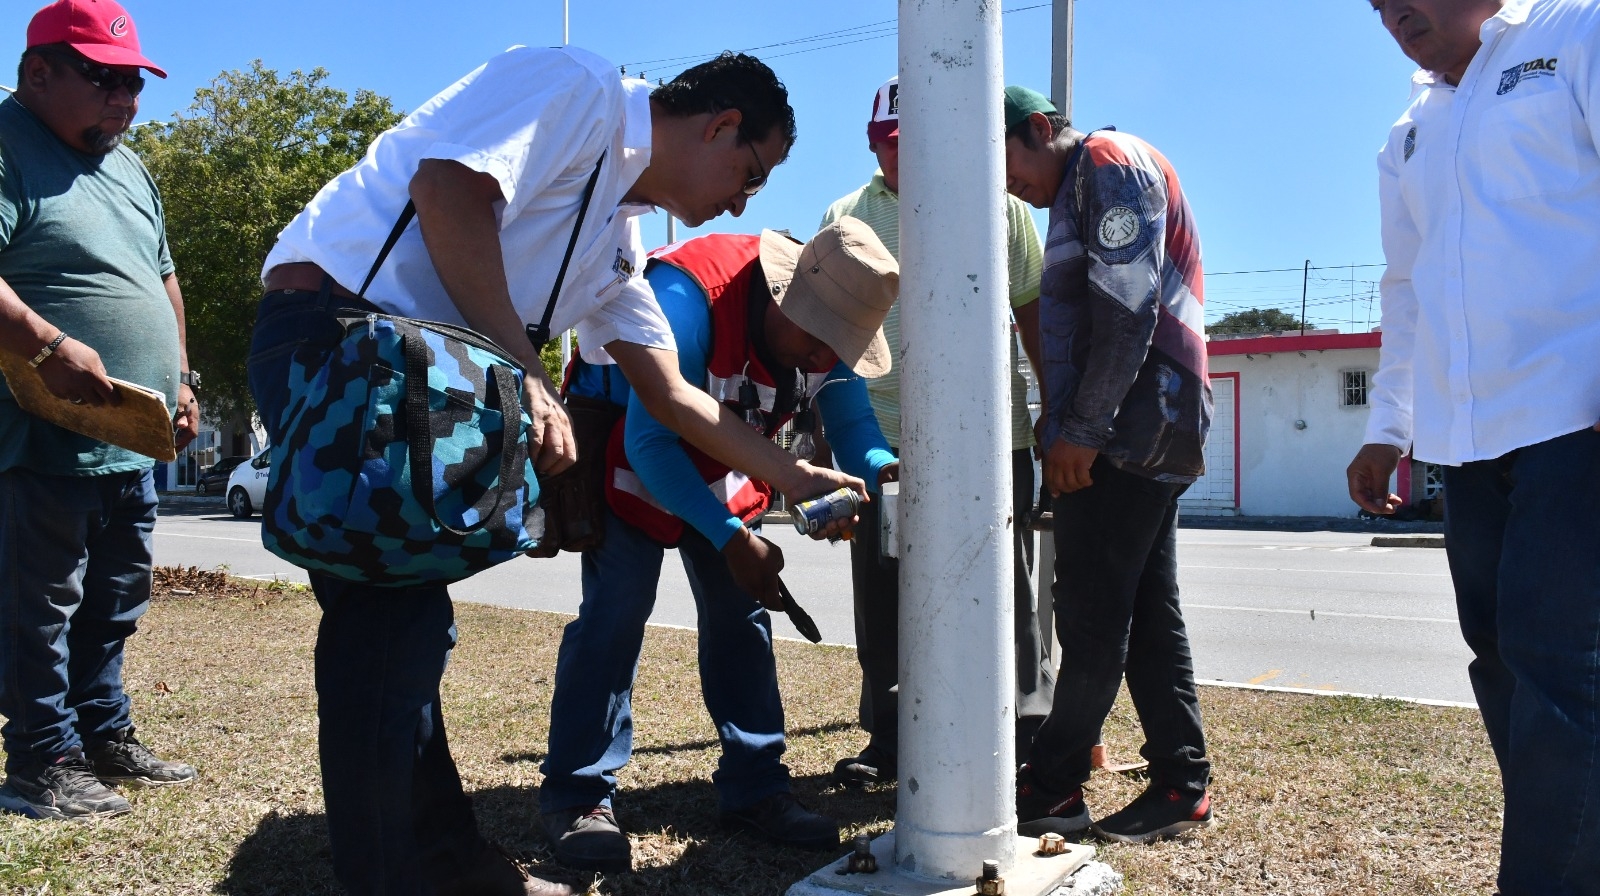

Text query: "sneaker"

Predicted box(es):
[85, 727, 196, 787]
[542, 804, 630, 873]
[1015, 763, 1092, 839]
[832, 744, 897, 787]
[0, 748, 131, 820]
[721, 792, 840, 851]
[437, 841, 575, 896]
[1091, 784, 1213, 844]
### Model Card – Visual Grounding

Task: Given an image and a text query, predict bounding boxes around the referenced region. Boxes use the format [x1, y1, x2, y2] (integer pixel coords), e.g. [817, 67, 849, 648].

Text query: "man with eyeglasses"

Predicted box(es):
[252, 47, 864, 896]
[0, 0, 201, 823]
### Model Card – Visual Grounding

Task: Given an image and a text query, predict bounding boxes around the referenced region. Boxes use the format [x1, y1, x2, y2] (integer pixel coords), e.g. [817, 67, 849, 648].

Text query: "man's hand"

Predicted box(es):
[877, 462, 900, 488]
[774, 462, 867, 508]
[722, 528, 784, 610]
[172, 385, 200, 450]
[522, 367, 576, 475]
[37, 337, 117, 407]
[1346, 443, 1404, 515]
[1043, 439, 1097, 496]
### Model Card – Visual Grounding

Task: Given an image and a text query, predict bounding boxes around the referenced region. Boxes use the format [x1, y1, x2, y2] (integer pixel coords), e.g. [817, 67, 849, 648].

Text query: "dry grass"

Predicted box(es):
[0, 568, 1501, 895]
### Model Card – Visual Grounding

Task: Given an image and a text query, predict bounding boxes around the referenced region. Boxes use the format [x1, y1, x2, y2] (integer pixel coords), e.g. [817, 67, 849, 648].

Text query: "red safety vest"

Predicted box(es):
[605, 234, 815, 546]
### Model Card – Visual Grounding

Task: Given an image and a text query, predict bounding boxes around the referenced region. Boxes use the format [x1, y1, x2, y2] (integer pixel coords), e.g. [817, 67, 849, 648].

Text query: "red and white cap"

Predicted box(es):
[867, 76, 898, 143]
[26, 0, 166, 78]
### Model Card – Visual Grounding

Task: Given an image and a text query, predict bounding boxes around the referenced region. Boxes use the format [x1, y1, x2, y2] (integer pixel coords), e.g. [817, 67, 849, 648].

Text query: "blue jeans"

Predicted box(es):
[1442, 427, 1600, 895]
[249, 286, 482, 895]
[0, 467, 154, 770]
[540, 509, 790, 813]
[1030, 456, 1209, 794]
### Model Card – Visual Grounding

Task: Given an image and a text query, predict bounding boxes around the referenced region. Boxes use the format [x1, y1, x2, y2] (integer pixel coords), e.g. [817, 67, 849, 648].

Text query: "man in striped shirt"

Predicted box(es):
[817, 75, 1056, 789]
[1002, 85, 1213, 845]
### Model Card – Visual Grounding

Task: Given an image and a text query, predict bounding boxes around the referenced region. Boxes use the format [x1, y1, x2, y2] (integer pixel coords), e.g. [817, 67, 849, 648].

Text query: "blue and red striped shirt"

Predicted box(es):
[1040, 129, 1211, 481]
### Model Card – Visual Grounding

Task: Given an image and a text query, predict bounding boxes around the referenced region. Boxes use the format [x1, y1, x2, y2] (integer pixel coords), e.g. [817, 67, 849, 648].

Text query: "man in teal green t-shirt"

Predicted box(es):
[0, 0, 199, 822]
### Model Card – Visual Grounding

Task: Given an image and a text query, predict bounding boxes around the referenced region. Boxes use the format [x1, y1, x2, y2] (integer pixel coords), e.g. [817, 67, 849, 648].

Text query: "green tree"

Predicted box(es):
[1206, 308, 1306, 336]
[127, 63, 403, 438]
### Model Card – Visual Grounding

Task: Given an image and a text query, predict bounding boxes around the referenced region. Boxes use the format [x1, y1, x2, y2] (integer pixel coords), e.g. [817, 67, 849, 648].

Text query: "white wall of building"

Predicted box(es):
[1203, 340, 1380, 518]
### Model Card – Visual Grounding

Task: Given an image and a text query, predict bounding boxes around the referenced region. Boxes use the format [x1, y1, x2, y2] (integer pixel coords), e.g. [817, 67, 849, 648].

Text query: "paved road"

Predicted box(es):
[151, 501, 1472, 705]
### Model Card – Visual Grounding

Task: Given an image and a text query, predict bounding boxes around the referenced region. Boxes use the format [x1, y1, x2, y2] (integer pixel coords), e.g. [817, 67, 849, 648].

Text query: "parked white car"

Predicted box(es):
[226, 450, 271, 518]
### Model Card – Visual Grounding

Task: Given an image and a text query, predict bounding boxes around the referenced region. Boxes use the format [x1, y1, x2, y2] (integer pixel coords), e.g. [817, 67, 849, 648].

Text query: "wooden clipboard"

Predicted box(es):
[0, 353, 177, 462]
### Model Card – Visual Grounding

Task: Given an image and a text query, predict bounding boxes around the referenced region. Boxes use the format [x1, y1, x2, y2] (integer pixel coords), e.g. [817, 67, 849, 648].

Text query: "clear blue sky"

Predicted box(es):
[1, 0, 1416, 331]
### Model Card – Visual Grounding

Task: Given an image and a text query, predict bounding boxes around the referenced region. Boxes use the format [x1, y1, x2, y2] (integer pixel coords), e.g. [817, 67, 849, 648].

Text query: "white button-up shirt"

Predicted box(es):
[263, 45, 672, 363]
[1367, 0, 1600, 465]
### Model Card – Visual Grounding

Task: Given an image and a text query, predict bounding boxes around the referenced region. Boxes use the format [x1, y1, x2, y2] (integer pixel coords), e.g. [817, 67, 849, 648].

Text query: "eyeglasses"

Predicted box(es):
[739, 128, 768, 196]
[44, 50, 145, 97]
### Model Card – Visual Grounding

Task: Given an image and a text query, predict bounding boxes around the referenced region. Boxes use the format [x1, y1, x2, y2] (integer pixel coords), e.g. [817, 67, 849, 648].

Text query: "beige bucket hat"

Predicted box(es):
[759, 216, 898, 378]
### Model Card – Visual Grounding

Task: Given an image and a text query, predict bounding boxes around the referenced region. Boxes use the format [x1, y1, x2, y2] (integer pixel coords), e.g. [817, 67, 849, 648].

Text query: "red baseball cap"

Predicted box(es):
[26, 0, 166, 79]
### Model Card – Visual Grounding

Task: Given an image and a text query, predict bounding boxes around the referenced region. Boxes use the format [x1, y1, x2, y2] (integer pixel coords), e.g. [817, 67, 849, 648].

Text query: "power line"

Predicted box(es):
[1209, 263, 1384, 277]
[620, 3, 1051, 71]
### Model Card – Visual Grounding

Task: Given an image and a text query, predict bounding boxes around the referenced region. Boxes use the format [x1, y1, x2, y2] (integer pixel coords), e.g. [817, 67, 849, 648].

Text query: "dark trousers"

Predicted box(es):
[1030, 456, 1209, 793]
[248, 286, 482, 896]
[0, 468, 155, 769]
[847, 448, 1055, 760]
[1441, 428, 1600, 895]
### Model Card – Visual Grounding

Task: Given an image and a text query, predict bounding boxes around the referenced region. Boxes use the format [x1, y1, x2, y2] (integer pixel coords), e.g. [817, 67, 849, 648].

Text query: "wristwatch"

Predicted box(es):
[179, 371, 202, 389]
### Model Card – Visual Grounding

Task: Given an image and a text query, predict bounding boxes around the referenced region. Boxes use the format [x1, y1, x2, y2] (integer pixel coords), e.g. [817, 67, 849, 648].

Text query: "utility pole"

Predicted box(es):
[790, 5, 1093, 894]
[1301, 259, 1311, 335]
[1051, 0, 1073, 119]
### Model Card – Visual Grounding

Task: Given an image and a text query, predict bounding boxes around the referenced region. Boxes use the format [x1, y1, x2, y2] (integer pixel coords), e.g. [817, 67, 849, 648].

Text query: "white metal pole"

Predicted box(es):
[896, 0, 1015, 883]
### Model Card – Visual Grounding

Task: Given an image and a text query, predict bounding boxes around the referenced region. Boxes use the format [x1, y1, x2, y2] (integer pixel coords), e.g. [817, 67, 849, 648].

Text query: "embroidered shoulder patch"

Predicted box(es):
[1096, 206, 1142, 250]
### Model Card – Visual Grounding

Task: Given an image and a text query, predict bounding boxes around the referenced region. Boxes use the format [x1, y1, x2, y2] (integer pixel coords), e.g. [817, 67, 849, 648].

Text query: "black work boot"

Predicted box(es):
[542, 803, 631, 873]
[721, 792, 840, 851]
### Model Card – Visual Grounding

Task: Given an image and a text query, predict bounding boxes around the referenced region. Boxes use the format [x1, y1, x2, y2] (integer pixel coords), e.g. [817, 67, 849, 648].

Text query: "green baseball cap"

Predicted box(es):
[1003, 85, 1057, 132]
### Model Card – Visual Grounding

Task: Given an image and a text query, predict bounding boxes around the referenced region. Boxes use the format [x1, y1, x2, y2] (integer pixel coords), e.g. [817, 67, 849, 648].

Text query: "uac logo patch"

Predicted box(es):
[1499, 57, 1558, 95]
[612, 251, 635, 279]
[1404, 126, 1417, 162]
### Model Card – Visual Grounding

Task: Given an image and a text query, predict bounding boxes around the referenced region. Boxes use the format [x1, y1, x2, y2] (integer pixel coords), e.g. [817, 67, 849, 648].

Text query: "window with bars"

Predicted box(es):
[1341, 369, 1370, 408]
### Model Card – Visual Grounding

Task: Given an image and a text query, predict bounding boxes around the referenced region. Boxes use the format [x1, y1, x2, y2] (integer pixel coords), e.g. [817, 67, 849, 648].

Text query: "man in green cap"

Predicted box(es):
[1001, 85, 1215, 845]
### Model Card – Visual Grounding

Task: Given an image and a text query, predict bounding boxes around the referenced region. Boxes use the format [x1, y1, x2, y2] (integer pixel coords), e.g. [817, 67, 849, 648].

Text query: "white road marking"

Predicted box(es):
[1186, 603, 1457, 624]
[1186, 564, 1449, 578]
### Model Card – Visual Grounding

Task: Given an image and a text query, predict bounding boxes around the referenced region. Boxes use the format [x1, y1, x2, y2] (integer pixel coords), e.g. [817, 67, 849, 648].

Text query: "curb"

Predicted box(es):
[158, 492, 227, 508]
[1371, 534, 1445, 548]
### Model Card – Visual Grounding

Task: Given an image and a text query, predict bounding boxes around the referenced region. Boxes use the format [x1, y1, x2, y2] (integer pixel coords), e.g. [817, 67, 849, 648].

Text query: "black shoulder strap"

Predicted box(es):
[527, 152, 607, 348]
[356, 152, 609, 344]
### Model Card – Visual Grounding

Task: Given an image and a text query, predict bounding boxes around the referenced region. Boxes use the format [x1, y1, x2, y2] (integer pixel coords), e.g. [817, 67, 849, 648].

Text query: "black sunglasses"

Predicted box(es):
[42, 49, 145, 97]
[736, 126, 768, 196]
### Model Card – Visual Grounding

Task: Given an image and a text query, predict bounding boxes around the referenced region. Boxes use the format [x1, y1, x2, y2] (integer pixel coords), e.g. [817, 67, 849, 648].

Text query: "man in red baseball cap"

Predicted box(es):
[0, 0, 201, 832]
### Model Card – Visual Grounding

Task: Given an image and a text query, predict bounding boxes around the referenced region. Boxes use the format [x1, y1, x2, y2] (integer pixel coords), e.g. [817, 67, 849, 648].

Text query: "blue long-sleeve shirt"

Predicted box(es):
[570, 262, 894, 548]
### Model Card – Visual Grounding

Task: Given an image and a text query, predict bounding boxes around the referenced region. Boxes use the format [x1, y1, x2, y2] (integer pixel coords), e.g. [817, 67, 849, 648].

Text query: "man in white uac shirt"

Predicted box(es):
[1349, 1, 1600, 892]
